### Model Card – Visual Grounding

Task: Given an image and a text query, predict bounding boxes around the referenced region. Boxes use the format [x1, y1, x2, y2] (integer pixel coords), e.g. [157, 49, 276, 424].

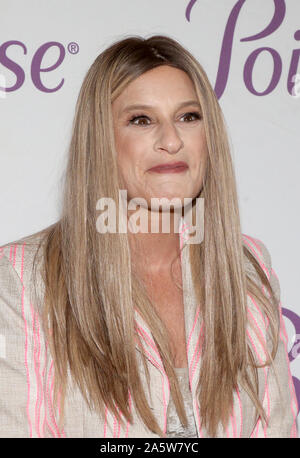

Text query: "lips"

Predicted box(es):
[148, 161, 188, 173]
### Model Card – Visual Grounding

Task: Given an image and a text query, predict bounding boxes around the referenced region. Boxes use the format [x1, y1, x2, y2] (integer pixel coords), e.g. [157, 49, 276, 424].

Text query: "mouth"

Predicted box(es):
[147, 161, 189, 174]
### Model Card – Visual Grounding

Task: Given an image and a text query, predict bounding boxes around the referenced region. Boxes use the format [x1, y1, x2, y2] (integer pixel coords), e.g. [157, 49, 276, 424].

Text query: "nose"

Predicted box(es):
[154, 120, 184, 154]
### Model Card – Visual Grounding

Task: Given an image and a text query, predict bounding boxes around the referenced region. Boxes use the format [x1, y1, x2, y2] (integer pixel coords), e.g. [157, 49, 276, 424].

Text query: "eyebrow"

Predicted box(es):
[121, 100, 201, 114]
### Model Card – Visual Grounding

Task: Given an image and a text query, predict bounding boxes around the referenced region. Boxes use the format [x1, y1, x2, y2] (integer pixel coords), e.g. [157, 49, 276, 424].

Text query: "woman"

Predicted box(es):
[0, 35, 298, 438]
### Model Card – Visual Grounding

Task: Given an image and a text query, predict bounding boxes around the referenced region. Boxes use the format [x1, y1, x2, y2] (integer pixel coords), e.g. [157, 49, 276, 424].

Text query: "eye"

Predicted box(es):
[129, 115, 151, 126]
[180, 112, 201, 122]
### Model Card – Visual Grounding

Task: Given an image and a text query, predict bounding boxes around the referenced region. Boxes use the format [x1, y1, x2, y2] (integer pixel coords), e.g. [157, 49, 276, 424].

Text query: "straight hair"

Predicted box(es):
[29, 35, 280, 437]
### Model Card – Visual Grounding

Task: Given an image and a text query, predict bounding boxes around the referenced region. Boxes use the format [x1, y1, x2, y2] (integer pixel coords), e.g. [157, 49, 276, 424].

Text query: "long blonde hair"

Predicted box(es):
[30, 35, 280, 437]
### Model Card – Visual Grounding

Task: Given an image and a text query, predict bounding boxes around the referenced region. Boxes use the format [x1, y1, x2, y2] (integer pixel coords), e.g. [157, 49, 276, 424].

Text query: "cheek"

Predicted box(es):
[116, 133, 133, 165]
[186, 133, 207, 164]
[116, 135, 143, 181]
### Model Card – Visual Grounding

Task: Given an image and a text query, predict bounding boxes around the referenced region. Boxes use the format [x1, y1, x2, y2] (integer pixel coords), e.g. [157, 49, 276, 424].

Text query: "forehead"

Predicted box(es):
[112, 65, 197, 110]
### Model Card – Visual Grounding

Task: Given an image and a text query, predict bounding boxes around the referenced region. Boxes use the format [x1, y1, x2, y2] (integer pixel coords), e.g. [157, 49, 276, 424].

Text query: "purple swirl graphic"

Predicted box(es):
[185, 0, 197, 22]
[282, 307, 300, 414]
[282, 307, 300, 363]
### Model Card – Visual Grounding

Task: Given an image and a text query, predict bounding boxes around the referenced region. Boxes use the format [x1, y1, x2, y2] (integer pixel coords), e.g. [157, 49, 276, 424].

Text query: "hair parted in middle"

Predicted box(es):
[28, 34, 280, 438]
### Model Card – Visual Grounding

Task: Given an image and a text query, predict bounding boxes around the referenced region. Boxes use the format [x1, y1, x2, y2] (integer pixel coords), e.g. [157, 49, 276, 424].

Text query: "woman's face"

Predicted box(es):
[112, 65, 208, 207]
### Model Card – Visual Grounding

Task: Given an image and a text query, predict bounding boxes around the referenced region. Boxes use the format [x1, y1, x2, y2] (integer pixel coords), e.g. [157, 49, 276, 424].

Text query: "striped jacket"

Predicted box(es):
[0, 225, 298, 438]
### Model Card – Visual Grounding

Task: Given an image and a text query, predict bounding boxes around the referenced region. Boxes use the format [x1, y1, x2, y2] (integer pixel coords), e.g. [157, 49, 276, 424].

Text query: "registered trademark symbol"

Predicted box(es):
[67, 42, 79, 54]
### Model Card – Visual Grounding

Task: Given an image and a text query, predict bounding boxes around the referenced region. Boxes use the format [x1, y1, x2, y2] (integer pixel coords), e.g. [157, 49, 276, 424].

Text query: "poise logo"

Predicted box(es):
[0, 40, 79, 93]
[186, 0, 300, 98]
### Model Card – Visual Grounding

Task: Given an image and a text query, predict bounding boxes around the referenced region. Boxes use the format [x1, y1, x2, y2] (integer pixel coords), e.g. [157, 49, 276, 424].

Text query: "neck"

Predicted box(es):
[128, 207, 182, 275]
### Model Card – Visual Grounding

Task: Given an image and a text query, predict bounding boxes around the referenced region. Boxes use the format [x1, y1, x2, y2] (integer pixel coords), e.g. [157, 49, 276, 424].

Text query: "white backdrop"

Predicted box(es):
[0, 0, 299, 436]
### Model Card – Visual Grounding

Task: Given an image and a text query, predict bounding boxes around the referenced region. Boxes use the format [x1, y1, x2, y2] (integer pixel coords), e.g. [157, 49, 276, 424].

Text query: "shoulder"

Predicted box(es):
[242, 234, 271, 276]
[0, 230, 45, 277]
[0, 230, 47, 309]
[242, 233, 281, 303]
